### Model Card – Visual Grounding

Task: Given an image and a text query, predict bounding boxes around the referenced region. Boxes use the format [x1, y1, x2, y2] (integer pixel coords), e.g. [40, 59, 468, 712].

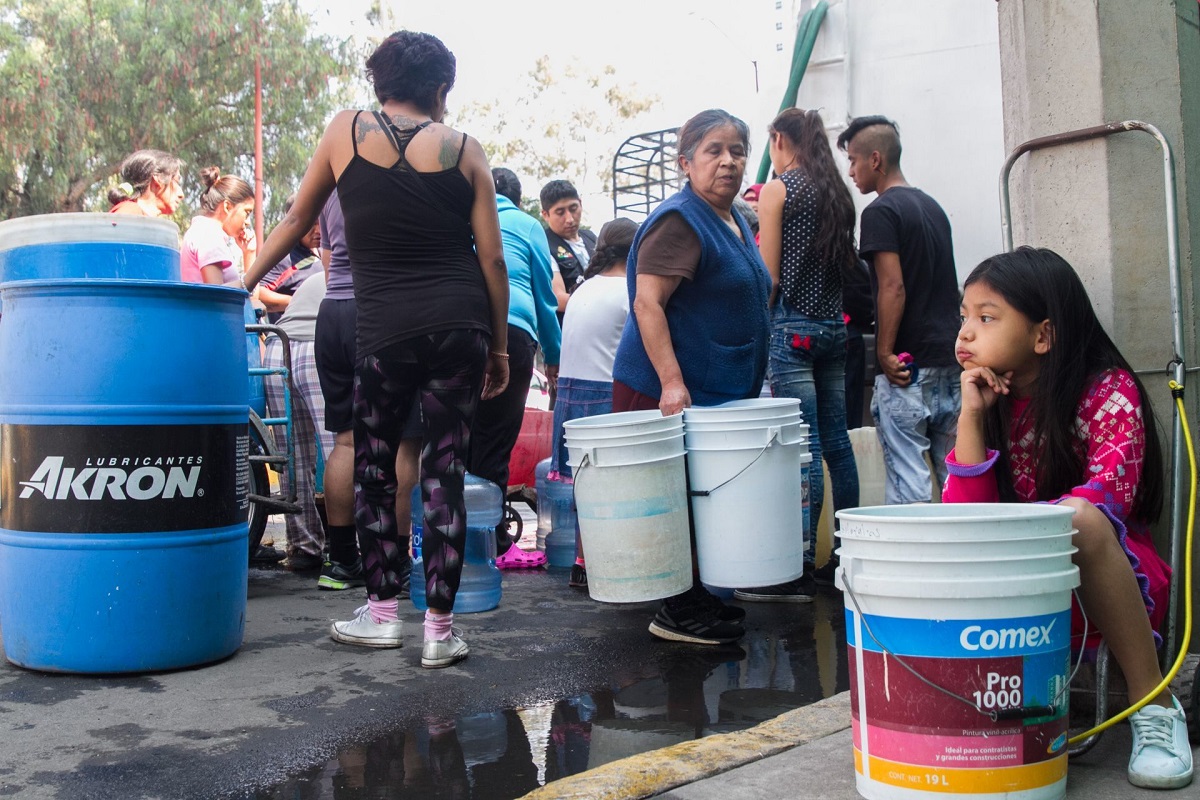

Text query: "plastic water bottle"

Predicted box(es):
[412, 474, 503, 613]
[543, 476, 577, 568]
[535, 457, 553, 552]
[410, 483, 423, 559]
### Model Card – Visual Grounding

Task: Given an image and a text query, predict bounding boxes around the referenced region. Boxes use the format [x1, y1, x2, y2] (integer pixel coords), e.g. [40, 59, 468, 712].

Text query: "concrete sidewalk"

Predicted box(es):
[526, 693, 1200, 799]
[1, 520, 1196, 799]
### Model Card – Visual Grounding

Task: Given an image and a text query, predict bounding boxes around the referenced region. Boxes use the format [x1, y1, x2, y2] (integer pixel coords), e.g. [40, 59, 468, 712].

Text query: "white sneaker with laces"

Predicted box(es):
[1128, 697, 1194, 789]
[330, 605, 403, 648]
[421, 629, 469, 669]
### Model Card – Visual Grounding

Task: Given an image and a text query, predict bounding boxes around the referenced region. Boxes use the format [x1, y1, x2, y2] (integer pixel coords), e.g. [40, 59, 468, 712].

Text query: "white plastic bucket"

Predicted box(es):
[840, 532, 1076, 562]
[562, 409, 680, 438]
[564, 411, 692, 603]
[835, 503, 1079, 800]
[839, 503, 1071, 542]
[684, 421, 806, 451]
[682, 397, 799, 421]
[684, 399, 807, 587]
[851, 427, 887, 508]
[567, 432, 684, 468]
[684, 417, 806, 433]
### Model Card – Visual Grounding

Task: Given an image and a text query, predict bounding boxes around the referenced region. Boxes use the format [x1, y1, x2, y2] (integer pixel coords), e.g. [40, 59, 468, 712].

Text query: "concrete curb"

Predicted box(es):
[521, 692, 854, 799]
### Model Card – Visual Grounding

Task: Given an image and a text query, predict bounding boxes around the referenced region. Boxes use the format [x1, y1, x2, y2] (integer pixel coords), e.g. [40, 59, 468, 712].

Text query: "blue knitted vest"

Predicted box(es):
[613, 183, 770, 406]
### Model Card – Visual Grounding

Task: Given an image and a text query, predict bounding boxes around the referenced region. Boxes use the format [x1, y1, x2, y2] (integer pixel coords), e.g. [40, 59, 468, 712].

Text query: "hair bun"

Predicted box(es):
[199, 166, 222, 189]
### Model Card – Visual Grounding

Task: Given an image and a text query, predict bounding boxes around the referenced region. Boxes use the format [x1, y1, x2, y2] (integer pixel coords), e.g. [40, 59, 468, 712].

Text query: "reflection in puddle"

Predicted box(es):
[251, 596, 847, 799]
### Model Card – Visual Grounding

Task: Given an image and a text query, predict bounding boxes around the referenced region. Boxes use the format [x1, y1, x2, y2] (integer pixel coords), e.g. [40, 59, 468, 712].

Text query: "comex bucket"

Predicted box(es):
[564, 411, 692, 603]
[684, 399, 808, 588]
[835, 503, 1079, 800]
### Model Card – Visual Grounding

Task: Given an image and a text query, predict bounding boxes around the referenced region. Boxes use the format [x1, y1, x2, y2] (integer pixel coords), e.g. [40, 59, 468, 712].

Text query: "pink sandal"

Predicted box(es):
[496, 546, 547, 570]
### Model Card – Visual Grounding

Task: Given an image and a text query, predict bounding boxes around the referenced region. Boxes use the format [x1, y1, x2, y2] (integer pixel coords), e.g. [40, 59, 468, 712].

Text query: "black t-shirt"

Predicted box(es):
[859, 186, 959, 368]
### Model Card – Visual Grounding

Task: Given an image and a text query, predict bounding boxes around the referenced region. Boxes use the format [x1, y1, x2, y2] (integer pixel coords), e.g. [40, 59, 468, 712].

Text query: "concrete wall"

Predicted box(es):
[783, 0, 1006, 279]
[999, 0, 1200, 650]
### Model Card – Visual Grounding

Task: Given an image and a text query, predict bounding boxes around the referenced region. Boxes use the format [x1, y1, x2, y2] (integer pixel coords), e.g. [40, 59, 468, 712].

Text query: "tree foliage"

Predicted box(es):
[0, 0, 358, 221]
[452, 56, 658, 208]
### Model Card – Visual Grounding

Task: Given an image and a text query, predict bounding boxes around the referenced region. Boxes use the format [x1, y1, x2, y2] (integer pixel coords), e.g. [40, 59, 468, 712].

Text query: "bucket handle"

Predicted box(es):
[841, 559, 1081, 723]
[688, 427, 780, 498]
[777, 424, 806, 446]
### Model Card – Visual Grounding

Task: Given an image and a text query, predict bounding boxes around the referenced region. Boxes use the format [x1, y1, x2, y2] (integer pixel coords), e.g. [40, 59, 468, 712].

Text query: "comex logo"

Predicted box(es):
[959, 619, 1057, 651]
[18, 456, 203, 501]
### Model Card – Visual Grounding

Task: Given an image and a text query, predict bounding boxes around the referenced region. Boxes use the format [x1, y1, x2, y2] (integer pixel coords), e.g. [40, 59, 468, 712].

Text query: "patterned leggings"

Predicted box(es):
[353, 329, 487, 607]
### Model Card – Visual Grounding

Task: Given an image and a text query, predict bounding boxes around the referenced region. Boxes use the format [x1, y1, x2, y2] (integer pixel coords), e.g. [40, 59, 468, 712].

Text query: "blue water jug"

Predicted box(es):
[543, 476, 577, 568]
[534, 457, 553, 551]
[412, 473, 503, 613]
[410, 483, 423, 559]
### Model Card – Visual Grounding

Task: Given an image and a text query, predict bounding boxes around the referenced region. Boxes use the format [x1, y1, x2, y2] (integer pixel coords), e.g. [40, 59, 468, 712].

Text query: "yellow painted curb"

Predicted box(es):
[522, 691, 853, 799]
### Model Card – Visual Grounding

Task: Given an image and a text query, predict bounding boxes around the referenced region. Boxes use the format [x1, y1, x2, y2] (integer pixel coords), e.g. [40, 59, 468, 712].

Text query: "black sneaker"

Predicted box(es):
[568, 564, 587, 589]
[813, 557, 839, 588]
[695, 586, 747, 622]
[286, 552, 324, 572]
[648, 600, 745, 645]
[250, 544, 286, 566]
[733, 573, 816, 603]
[317, 558, 366, 591]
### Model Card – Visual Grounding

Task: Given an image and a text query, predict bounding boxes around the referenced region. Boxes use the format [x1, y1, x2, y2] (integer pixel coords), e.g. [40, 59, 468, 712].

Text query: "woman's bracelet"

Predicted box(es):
[489, 350, 509, 359]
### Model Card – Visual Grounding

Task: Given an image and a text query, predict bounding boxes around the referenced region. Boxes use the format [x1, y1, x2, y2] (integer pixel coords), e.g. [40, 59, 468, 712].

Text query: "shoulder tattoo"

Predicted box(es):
[438, 133, 463, 170]
[355, 115, 382, 144]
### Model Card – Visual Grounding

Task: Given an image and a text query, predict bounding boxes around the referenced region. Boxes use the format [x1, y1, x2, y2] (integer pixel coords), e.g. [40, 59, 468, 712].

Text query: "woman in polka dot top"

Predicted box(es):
[749, 108, 860, 599]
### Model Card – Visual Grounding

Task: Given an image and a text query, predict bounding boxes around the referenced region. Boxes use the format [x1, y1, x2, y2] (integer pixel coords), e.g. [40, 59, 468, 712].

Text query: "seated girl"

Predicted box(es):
[944, 246, 1191, 790]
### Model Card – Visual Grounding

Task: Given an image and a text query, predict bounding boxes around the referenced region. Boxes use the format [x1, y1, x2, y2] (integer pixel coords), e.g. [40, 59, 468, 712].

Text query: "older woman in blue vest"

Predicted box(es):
[611, 109, 770, 646]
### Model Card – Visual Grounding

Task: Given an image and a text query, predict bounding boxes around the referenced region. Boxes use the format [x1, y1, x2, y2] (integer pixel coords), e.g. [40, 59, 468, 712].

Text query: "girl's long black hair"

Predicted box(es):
[965, 247, 1163, 522]
[768, 108, 857, 273]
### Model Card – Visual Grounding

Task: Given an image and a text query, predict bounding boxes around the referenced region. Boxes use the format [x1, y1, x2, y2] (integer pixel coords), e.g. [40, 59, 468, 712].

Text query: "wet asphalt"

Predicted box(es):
[0, 546, 847, 799]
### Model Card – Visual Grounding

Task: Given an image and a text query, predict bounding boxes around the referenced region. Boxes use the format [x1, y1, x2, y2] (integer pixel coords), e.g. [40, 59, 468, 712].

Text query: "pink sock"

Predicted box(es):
[424, 610, 454, 641]
[575, 557, 586, 567]
[368, 597, 398, 624]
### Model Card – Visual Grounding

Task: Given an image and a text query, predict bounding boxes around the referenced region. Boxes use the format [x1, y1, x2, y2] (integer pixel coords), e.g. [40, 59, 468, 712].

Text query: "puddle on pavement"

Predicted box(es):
[248, 595, 847, 799]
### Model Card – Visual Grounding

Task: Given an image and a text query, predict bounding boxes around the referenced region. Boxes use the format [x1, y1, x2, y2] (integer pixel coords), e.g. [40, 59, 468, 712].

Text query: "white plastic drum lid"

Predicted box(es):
[0, 213, 181, 253]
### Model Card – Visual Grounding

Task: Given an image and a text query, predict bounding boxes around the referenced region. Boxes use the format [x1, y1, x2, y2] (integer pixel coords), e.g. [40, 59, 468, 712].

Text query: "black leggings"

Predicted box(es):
[468, 324, 536, 489]
[353, 329, 487, 607]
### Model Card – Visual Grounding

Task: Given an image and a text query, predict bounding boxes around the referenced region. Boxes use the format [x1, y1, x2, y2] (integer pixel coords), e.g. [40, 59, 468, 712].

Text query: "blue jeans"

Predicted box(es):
[550, 376, 613, 478]
[870, 366, 960, 504]
[767, 304, 859, 566]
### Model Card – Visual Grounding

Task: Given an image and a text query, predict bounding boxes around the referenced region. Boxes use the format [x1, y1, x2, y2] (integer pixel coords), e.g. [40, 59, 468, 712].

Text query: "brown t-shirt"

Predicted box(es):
[635, 212, 701, 280]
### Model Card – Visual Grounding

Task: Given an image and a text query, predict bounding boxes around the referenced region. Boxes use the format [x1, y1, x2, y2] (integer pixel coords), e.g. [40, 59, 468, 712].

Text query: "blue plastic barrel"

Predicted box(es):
[543, 477, 577, 568]
[412, 474, 502, 613]
[0, 214, 181, 315]
[0, 278, 250, 673]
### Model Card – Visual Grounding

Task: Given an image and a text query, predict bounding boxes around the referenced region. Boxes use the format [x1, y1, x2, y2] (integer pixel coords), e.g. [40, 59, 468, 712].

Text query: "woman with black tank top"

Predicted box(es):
[247, 31, 510, 669]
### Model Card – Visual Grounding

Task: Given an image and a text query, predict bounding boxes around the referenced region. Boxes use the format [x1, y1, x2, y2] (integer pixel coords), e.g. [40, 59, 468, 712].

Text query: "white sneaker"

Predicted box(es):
[1128, 697, 1194, 789]
[421, 630, 469, 669]
[330, 605, 403, 648]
